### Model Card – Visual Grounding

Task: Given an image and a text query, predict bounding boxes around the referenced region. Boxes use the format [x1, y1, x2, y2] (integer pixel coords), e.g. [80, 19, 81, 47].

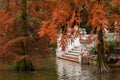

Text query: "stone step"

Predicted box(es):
[72, 48, 81, 50]
[68, 51, 80, 53]
[58, 55, 79, 63]
[63, 54, 78, 58]
[66, 52, 80, 56]
[72, 48, 81, 51]
[70, 50, 81, 52]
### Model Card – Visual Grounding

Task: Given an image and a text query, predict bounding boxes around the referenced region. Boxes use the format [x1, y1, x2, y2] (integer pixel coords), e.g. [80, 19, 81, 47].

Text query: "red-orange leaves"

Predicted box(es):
[113, 0, 120, 9]
[86, 36, 92, 44]
[113, 0, 120, 3]
[0, 10, 16, 33]
[38, 21, 49, 37]
[38, 21, 57, 44]
[88, 3, 109, 31]
[95, 37, 100, 45]
[53, 9, 67, 23]
[67, 11, 76, 27]
[60, 36, 67, 51]
[38, 0, 82, 46]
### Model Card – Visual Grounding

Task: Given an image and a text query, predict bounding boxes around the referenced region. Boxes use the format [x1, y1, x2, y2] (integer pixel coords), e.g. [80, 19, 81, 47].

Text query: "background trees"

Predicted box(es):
[39, 0, 120, 73]
[0, 0, 120, 72]
[0, 0, 56, 71]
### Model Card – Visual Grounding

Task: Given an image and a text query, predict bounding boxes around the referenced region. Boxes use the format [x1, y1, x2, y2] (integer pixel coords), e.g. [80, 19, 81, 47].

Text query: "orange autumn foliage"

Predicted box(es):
[0, 0, 56, 63]
[88, 1, 109, 32]
[39, 0, 82, 45]
[0, 0, 120, 63]
[38, 0, 120, 54]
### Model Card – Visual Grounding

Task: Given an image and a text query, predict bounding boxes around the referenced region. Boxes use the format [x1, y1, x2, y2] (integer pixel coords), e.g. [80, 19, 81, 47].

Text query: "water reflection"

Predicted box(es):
[0, 70, 58, 80]
[56, 59, 120, 80]
[56, 59, 93, 80]
[0, 58, 120, 80]
[0, 57, 58, 80]
[56, 59, 81, 80]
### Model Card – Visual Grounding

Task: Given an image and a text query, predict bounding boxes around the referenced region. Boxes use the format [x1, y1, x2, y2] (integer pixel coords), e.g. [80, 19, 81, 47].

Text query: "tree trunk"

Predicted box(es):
[15, 0, 35, 71]
[20, 41, 28, 55]
[20, 0, 28, 55]
[21, 0, 27, 36]
[97, 28, 110, 73]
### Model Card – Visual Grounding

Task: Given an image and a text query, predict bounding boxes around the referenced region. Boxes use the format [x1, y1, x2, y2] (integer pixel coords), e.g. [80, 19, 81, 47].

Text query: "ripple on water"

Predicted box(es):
[56, 59, 120, 80]
[0, 58, 120, 80]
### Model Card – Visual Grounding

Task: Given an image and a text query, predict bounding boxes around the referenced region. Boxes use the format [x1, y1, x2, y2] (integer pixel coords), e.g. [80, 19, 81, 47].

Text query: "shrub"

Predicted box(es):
[104, 40, 117, 54]
[49, 43, 57, 50]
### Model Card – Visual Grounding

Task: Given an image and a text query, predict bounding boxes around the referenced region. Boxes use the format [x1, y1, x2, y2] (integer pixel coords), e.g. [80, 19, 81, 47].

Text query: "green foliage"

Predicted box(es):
[108, 1, 120, 15]
[90, 46, 96, 54]
[104, 40, 117, 53]
[49, 43, 57, 50]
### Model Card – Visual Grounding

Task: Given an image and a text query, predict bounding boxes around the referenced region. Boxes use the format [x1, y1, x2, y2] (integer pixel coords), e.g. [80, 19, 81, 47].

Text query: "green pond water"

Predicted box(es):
[0, 57, 120, 80]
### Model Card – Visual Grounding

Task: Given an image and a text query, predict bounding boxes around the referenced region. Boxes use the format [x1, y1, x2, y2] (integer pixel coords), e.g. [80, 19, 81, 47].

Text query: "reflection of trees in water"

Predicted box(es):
[56, 59, 81, 80]
[97, 73, 113, 80]
[56, 59, 120, 80]
[56, 59, 94, 80]
[0, 58, 58, 80]
[0, 70, 33, 80]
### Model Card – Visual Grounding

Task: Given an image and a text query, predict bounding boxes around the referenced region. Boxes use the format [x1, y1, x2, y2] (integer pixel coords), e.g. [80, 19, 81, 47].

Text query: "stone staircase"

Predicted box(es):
[58, 47, 81, 63]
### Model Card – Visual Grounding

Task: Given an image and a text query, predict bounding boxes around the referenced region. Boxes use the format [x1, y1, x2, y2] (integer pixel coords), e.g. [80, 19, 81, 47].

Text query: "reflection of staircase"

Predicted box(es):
[58, 47, 81, 63]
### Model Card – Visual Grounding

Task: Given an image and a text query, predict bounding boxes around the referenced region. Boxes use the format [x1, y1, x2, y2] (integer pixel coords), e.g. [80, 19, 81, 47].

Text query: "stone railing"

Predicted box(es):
[56, 28, 93, 57]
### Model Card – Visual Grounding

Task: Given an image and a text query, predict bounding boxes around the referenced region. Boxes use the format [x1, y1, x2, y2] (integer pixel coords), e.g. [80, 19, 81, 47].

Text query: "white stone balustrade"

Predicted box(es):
[56, 26, 91, 57]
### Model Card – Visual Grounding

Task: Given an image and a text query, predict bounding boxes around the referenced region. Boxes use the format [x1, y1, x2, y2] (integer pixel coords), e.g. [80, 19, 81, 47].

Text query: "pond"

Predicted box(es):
[0, 57, 120, 80]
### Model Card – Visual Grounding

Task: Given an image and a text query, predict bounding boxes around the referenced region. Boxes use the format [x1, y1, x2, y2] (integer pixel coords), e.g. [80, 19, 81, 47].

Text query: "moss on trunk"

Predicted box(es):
[15, 56, 35, 71]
